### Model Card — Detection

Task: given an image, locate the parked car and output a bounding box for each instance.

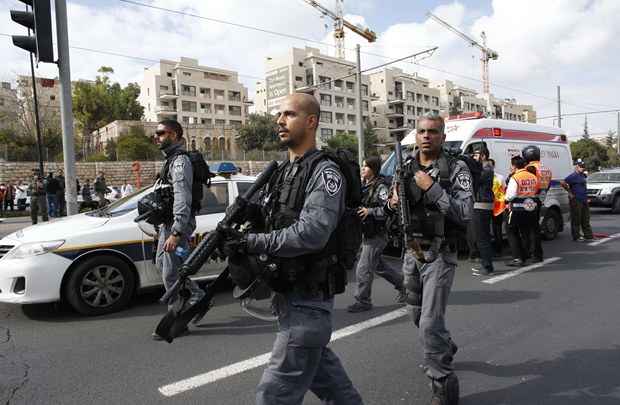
[0,169,257,315]
[586,169,620,213]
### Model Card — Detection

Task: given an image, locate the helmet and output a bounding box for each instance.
[522,145,540,162]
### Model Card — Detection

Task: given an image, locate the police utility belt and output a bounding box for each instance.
[267,254,341,297]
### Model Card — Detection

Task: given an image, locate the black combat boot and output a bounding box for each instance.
[430,373,459,405]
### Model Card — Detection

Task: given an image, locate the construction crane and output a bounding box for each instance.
[427,12,498,100]
[303,0,377,59]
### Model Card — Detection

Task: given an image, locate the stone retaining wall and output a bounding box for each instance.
[0,160,273,186]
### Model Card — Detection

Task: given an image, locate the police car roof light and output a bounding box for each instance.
[211,162,238,175]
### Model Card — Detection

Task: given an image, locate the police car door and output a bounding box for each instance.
[191,181,229,278]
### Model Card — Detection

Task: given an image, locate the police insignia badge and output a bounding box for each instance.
[173,160,185,177]
[323,168,342,197]
[456,172,472,191]
[378,187,389,202]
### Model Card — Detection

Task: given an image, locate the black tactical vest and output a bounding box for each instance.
[360,176,388,238]
[262,150,342,295]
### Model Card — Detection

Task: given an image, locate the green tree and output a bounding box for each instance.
[605,130,616,149]
[570,138,608,171]
[116,126,160,161]
[605,147,620,168]
[105,138,117,161]
[324,127,379,160]
[0,127,63,161]
[73,67,144,157]
[237,113,278,151]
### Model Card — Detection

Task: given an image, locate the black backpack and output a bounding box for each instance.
[161,151,216,213]
[320,149,363,271]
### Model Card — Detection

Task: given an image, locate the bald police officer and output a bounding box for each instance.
[153,119,204,339]
[388,113,473,405]
[225,93,363,404]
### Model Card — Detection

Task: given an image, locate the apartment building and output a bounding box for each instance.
[254,47,370,145]
[433,80,536,123]
[368,68,441,142]
[140,57,248,129]
[16,75,63,132]
[0,82,19,130]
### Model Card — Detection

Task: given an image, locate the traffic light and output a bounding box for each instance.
[10,0,54,63]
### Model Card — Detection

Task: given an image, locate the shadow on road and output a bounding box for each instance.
[458,346,620,405]
[449,290,541,306]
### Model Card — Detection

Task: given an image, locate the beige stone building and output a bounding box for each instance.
[16,75,62,134]
[254,47,371,146]
[0,82,19,131]
[432,80,536,123]
[368,68,441,142]
[139,57,249,129]
[91,120,240,160]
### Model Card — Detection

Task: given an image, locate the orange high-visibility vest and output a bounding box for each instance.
[513,169,538,197]
[492,175,506,216]
[526,161,552,192]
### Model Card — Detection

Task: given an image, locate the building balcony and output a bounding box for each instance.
[160,91,178,100]
[389,126,408,133]
[228,96,242,102]
[156,106,177,114]
[388,98,405,105]
[386,110,404,117]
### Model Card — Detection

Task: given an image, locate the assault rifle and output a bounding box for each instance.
[392,139,426,261]
[154,160,279,343]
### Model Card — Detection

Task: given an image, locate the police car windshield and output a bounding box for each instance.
[87,186,152,217]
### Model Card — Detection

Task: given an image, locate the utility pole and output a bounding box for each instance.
[557,85,562,128]
[28,38,44,177]
[355,44,364,167]
[55,0,78,215]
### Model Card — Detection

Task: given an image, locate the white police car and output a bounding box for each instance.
[0,164,256,315]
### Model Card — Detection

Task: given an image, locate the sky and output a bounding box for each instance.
[1,0,619,140]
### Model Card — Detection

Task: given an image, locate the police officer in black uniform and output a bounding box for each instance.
[387,112,473,405]
[470,146,495,276]
[348,155,405,312]
[222,93,363,404]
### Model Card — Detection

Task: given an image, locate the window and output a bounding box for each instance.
[201,118,212,125]
[335,113,345,125]
[298,62,304,67]
[229,91,241,102]
[50,95,56,101]
[181,101,197,112]
[347,114,356,126]
[166,72,172,77]
[319,76,331,90]
[335,96,344,108]
[160,85,169,91]
[214,89,225,100]
[320,111,332,123]
[228,105,242,116]
[230,120,242,128]
[0,98,4,106]
[199,103,211,113]
[183,72,191,77]
[346,81,354,92]
[295,76,304,82]
[215,119,226,126]
[361,84,368,96]
[362,100,369,112]
[424,95,430,103]
[334,79,343,91]
[320,94,332,107]
[431,96,439,106]
[346,98,355,110]
[320,128,333,138]
[198,183,229,215]
[181,85,196,97]
[182,116,190,124]
[200,87,211,97]
[148,103,150,111]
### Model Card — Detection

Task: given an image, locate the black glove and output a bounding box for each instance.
[225,197,248,224]
[217,224,247,257]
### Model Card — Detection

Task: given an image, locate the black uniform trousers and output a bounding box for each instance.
[531,202,544,260]
[507,208,538,262]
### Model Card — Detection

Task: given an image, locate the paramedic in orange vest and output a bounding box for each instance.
[522,145,549,262]
[505,155,540,267]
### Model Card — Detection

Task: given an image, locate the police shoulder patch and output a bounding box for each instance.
[456,172,472,191]
[378,186,389,202]
[322,167,342,197]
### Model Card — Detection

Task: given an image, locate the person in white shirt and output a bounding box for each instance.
[15,181,28,211]
[121,180,134,198]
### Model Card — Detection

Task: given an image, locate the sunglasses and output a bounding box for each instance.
[416,128,440,135]
[155,129,169,136]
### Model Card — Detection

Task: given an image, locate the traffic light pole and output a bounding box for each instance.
[28,41,45,177]
[355,44,364,167]
[55,0,78,215]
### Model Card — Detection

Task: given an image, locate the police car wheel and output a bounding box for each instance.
[65,255,136,316]
[541,210,561,241]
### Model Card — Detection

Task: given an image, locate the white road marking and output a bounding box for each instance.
[158,307,410,397]
[482,257,562,285]
[588,233,620,246]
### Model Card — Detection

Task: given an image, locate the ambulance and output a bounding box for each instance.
[381,115,573,240]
